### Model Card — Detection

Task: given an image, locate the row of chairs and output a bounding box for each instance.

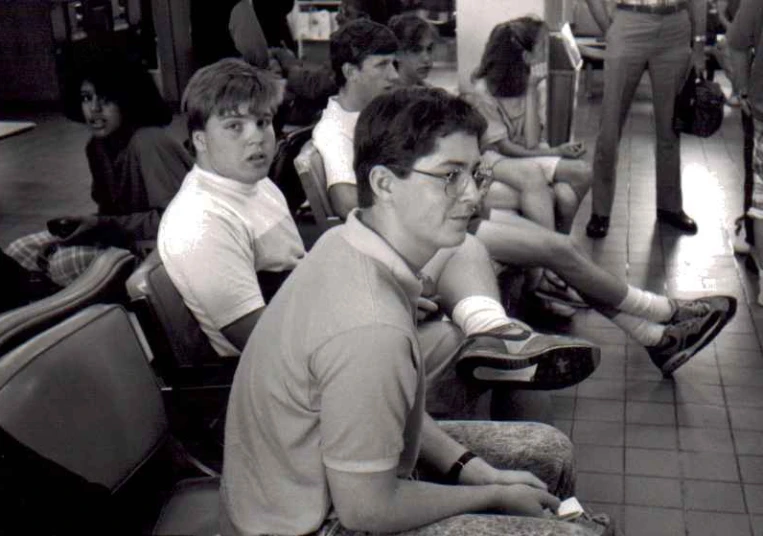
[0,127,337,534]
[0,246,232,533]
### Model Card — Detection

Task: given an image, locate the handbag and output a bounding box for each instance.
[673,68,725,138]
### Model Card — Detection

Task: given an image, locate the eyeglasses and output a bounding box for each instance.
[410,166,494,199]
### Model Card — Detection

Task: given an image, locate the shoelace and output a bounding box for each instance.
[671,299,710,322]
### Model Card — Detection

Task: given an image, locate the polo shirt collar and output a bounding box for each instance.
[341,210,424,302]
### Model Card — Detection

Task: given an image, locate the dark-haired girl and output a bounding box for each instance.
[4,55,191,292]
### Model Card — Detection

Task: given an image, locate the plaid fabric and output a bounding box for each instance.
[5,230,101,287]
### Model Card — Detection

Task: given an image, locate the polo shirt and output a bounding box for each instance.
[158,165,305,356]
[220,211,426,536]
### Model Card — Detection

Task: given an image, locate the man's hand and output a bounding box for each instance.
[489,484,561,517]
[555,141,586,159]
[416,296,441,322]
[459,456,548,491]
[692,42,707,77]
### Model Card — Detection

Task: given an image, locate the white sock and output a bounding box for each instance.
[617,285,674,323]
[610,312,666,347]
[451,296,515,336]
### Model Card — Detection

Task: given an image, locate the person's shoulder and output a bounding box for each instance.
[129,125,183,149]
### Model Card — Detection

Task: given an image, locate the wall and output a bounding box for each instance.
[0,1,60,102]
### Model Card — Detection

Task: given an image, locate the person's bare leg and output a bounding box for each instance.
[490,158,556,231]
[474,210,628,307]
[552,159,591,233]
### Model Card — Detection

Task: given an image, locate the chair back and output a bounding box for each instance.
[0,247,136,355]
[0,304,167,489]
[126,251,234,386]
[294,139,342,233]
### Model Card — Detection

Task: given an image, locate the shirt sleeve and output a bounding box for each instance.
[314,325,419,473]
[160,207,266,330]
[102,128,191,243]
[461,90,509,149]
[313,117,359,188]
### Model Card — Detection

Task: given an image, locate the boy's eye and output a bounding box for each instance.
[225,121,243,132]
[257,117,272,128]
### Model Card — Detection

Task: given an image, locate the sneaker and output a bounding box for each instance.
[648,296,737,376]
[727,94,742,108]
[733,218,751,255]
[667,295,736,324]
[570,512,620,536]
[456,323,601,390]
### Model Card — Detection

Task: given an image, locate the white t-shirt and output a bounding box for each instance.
[312,96,360,188]
[158,165,305,356]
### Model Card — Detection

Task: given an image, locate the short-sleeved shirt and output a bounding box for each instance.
[312,96,360,188]
[158,165,305,356]
[727,0,763,120]
[220,211,426,536]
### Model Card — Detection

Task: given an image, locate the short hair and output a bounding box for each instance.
[63,53,172,128]
[472,17,546,98]
[354,87,487,207]
[388,13,438,53]
[181,58,284,138]
[330,19,399,88]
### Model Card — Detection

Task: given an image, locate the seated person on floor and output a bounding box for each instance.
[388,12,438,87]
[219,85,616,536]
[2,53,191,310]
[312,20,737,377]
[158,57,601,421]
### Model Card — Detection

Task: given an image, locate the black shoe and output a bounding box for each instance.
[656,209,698,234]
[647,296,736,376]
[586,214,610,238]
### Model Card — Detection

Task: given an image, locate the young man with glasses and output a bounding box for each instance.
[220,86,617,536]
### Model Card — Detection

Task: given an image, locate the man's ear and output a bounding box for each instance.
[368,165,396,202]
[342,62,358,83]
[191,130,207,155]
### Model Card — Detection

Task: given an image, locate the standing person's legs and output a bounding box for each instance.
[590,12,649,222]
[648,11,691,217]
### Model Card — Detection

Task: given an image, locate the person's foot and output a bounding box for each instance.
[656,209,698,234]
[586,214,610,239]
[456,322,601,390]
[667,295,737,324]
[648,296,737,376]
[727,93,742,108]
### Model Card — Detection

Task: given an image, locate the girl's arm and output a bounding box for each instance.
[522,79,544,149]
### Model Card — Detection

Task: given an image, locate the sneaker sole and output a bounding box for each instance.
[456,340,601,391]
[661,297,738,376]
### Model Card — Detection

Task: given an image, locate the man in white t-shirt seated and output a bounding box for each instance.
[313,19,738,380]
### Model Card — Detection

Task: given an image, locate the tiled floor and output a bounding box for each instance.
[2,70,762,535]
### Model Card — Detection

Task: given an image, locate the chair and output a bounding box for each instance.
[0,247,136,355]
[125,250,235,387]
[294,139,342,233]
[126,251,235,468]
[0,304,219,535]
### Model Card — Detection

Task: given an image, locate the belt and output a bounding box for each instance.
[617,1,687,14]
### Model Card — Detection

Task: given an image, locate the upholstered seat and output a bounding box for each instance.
[0,247,136,355]
[294,139,342,233]
[0,304,219,535]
